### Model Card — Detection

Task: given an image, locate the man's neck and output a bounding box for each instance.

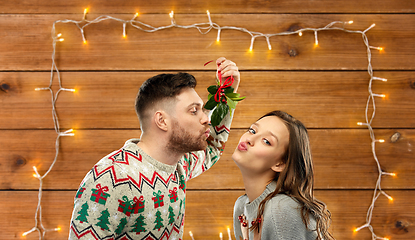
[137,137,183,166]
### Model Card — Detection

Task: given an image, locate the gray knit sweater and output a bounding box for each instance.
[233,181,318,240]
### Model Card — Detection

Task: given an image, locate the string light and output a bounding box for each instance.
[314,31,318,45]
[227,227,232,240]
[22,11,77,239]
[220,232,223,240]
[353,21,393,239]
[27,9,391,239]
[133,12,139,20]
[123,22,127,38]
[189,231,195,240]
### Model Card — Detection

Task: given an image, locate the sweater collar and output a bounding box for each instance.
[245,181,278,213]
[123,138,177,174]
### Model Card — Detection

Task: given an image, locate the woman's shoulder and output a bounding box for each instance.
[234,194,248,207]
[265,194,304,222]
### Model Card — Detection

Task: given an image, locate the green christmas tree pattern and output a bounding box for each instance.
[153,210,164,231]
[177,199,183,219]
[168,206,175,225]
[95,209,111,231]
[131,214,147,235]
[75,202,89,223]
[115,217,128,235]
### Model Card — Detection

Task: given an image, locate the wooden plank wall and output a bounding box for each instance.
[0,1,414,239]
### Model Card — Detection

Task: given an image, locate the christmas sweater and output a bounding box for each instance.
[69,113,233,240]
[233,181,318,240]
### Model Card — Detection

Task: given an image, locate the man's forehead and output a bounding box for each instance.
[175,88,203,106]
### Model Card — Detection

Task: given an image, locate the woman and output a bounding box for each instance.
[232,111,334,240]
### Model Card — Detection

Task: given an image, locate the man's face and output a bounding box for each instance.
[166,88,210,153]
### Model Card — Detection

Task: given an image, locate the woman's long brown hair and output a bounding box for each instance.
[250,111,334,240]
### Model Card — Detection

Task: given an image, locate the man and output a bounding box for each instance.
[69,57,240,239]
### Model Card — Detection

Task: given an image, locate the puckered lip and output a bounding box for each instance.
[237,142,248,151]
[204,128,211,137]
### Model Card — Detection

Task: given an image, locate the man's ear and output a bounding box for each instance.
[271,162,285,173]
[153,111,169,132]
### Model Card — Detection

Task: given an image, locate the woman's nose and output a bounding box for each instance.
[246,136,254,146]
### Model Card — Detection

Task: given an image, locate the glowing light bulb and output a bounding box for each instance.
[299,32,303,36]
[353,228,359,233]
[57,33,62,37]
[219,232,223,240]
[35,88,41,91]
[55,227,61,231]
[207,10,210,16]
[391,173,397,177]
[378,139,385,143]
[188,231,195,240]
[357,122,363,125]
[83,40,87,44]
[169,11,174,18]
[249,47,253,52]
[348,20,354,24]
[84,8,88,15]
[135,13,139,17]
[388,196,394,201]
[123,23,127,38]
[59,38,64,42]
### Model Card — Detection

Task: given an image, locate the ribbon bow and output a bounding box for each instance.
[169,187,178,194]
[133,196,144,203]
[96,184,109,192]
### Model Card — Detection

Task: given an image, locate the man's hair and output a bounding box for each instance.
[135,72,197,131]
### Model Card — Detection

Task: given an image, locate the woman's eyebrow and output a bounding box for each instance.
[254,122,279,143]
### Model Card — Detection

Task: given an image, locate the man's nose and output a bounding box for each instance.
[201,111,209,125]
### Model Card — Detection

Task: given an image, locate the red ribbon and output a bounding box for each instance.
[133,196,144,203]
[96,184,109,192]
[204,60,234,103]
[169,187,177,194]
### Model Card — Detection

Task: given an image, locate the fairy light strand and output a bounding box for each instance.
[25,9,391,239]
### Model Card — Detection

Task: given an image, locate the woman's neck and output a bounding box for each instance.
[241,172,274,202]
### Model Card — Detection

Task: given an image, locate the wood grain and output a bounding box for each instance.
[1,129,413,190]
[0,190,413,240]
[1,71,414,129]
[0,14,413,71]
[0,0,413,14]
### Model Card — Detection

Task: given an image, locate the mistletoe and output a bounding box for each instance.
[203,60,245,126]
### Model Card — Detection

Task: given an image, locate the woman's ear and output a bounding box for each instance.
[271,162,285,173]
[154,111,169,132]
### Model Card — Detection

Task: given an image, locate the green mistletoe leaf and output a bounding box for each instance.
[229,96,246,101]
[204,96,217,110]
[211,103,229,126]
[207,85,219,95]
[225,92,240,99]
[227,96,237,110]
[223,87,234,94]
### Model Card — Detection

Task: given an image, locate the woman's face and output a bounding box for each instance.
[232,116,290,175]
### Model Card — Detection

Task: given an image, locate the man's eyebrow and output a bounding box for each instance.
[187,102,202,108]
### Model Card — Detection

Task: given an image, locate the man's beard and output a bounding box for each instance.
[167,120,208,153]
